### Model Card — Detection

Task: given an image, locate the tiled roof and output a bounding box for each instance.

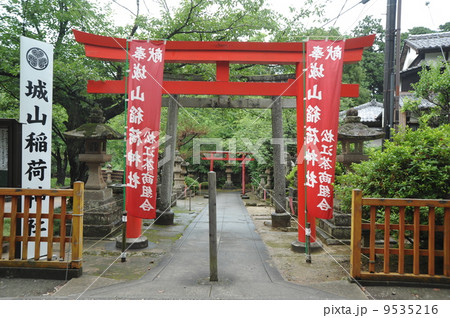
[405,32,450,51]
[399,93,435,109]
[339,100,383,122]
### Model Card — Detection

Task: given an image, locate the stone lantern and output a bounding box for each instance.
[172,151,185,199]
[181,160,189,178]
[64,107,122,237]
[223,163,234,189]
[337,109,385,170]
[265,168,272,189]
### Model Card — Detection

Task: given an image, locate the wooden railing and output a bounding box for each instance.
[350,189,450,284]
[0,182,84,275]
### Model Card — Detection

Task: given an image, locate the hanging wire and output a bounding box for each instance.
[320,0,373,29]
[75,176,202,299]
[332,0,349,28]
[47,0,381,297]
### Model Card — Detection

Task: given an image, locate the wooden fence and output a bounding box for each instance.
[350,189,450,284]
[0,182,84,278]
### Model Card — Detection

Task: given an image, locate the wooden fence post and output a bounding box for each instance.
[444,207,450,277]
[350,189,362,278]
[71,182,84,269]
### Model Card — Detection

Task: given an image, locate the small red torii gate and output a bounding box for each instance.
[201,151,254,196]
[73,29,375,245]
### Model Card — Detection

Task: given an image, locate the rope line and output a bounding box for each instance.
[75,176,201,299]
[251,178,375,299]
[38,0,382,299]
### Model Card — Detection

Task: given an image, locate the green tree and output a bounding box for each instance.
[439,22,450,32]
[350,15,385,101]
[335,125,450,214]
[407,26,435,35]
[0,0,285,184]
[0,0,123,185]
[403,60,450,127]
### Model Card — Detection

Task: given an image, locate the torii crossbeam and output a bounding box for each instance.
[73,29,375,246]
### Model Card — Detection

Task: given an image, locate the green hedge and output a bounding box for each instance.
[335,125,450,215]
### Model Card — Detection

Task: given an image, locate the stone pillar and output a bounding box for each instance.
[270,96,290,228]
[157,95,178,225]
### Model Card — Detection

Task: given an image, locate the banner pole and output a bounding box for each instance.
[121,38,130,262]
[303,41,310,258]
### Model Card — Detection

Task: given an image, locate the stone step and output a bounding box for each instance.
[318,218,351,240]
[316,227,351,246]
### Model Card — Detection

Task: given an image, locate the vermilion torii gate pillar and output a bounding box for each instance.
[73,29,374,248]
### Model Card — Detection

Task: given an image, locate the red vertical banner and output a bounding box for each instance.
[305,40,344,219]
[126,40,166,219]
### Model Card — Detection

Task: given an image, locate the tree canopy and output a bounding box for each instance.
[1,0,447,187]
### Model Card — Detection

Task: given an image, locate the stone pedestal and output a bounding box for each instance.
[317,211,352,245]
[271,212,291,228]
[291,239,323,253]
[115,236,148,249]
[155,209,175,225]
[83,187,121,237]
[79,153,122,237]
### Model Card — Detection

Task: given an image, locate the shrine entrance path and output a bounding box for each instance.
[67,192,362,300]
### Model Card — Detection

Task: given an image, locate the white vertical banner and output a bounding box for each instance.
[20,36,53,259]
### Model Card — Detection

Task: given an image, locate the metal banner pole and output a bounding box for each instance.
[208,171,218,281]
[121,38,130,262]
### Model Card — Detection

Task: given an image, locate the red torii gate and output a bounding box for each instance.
[73,29,375,246]
[201,151,254,195]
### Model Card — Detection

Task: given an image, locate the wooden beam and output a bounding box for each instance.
[363,197,450,208]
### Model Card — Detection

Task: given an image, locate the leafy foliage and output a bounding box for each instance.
[4,0,439,193]
[185,176,199,192]
[439,22,450,32]
[0,0,123,184]
[335,125,450,213]
[404,60,450,127]
[350,16,385,101]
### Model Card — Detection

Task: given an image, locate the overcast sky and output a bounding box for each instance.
[104,0,449,34]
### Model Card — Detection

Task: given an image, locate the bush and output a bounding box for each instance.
[335,125,450,214]
[185,176,199,192]
[285,165,297,188]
